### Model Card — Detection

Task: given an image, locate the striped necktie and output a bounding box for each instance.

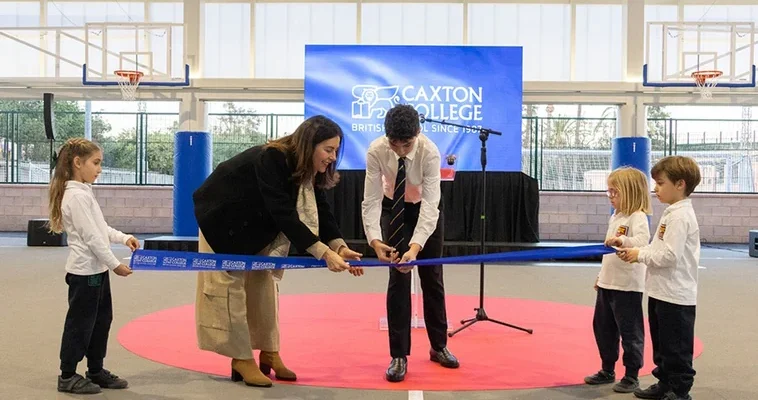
[388,157,406,250]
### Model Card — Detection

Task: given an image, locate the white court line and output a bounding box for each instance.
[409,390,424,400]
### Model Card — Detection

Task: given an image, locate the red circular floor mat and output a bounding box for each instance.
[118,293,703,391]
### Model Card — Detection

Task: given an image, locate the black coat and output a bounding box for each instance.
[193,145,342,256]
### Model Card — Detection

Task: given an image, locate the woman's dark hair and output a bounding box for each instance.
[264,115,343,189]
[384,104,420,141]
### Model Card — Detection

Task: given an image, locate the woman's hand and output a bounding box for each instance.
[338,247,364,277]
[323,249,351,273]
[338,246,362,261]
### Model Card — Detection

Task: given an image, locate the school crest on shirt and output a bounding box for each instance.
[658,224,667,240]
[616,225,629,236]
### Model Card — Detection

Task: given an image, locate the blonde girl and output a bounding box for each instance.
[584,167,652,394]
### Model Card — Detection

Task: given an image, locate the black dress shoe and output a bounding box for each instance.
[430,348,459,368]
[385,357,407,382]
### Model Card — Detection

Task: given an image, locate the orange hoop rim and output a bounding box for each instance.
[691,70,722,84]
[114,70,144,83]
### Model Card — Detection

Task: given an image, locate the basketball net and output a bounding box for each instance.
[692,70,722,99]
[114,70,144,101]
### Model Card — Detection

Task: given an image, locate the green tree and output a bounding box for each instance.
[646,105,671,150]
[210,102,268,168]
[102,102,270,177]
[522,104,538,148]
[0,100,111,162]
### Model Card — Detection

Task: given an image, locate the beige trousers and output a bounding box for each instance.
[195,230,279,360]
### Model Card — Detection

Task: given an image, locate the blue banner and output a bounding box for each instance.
[129,245,614,272]
[304,45,523,172]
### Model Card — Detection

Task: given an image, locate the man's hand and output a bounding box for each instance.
[371,240,399,264]
[396,244,421,274]
[616,248,640,263]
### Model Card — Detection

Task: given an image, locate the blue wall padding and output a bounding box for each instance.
[609,137,652,216]
[173,131,212,236]
[611,137,651,176]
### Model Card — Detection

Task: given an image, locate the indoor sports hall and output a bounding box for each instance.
[0,0,757,399]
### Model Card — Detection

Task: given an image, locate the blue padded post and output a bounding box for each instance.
[612,137,651,176]
[173,131,212,236]
[610,137,651,216]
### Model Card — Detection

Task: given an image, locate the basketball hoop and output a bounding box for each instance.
[114,70,143,101]
[691,70,722,99]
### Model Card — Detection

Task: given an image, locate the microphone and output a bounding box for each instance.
[446,154,457,166]
[419,114,426,123]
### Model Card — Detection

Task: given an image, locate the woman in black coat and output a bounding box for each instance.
[192,115,363,388]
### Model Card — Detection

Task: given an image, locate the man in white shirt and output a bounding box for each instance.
[362,104,459,383]
[617,156,701,400]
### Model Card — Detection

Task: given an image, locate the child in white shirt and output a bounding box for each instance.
[618,156,702,400]
[585,167,652,393]
[48,138,140,395]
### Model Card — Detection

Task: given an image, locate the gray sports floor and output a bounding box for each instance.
[0,233,755,400]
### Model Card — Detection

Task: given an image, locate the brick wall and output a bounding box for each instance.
[2,184,755,243]
[539,192,758,244]
[0,184,173,234]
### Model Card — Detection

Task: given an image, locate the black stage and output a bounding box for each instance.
[144,171,600,261]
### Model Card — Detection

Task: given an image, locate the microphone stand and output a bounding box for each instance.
[420,115,533,337]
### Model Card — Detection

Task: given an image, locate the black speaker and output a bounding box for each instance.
[27,219,67,247]
[43,93,56,141]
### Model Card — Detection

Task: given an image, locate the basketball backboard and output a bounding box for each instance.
[81,22,189,87]
[644,21,756,88]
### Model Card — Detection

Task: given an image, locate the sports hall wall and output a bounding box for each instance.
[1,0,758,244]
[0,185,754,244]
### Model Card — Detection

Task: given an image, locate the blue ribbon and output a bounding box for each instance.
[128,244,614,272]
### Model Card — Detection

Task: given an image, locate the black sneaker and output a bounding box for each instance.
[584,370,615,385]
[86,369,129,389]
[58,374,102,394]
[613,376,640,393]
[634,382,669,399]
[662,392,692,400]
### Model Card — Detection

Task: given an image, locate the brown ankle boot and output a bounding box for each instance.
[259,351,297,381]
[231,358,273,387]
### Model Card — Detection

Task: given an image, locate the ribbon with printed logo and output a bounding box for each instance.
[128,244,614,271]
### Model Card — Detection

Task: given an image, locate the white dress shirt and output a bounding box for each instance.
[597,210,650,293]
[62,181,133,275]
[362,134,442,249]
[637,199,700,306]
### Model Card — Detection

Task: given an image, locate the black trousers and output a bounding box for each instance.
[593,287,645,377]
[381,196,447,358]
[59,271,113,374]
[649,297,697,396]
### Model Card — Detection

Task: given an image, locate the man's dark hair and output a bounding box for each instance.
[384,104,420,141]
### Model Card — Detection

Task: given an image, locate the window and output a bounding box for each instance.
[203,2,250,78]
[0,2,40,27]
[361,3,463,45]
[575,5,623,81]
[0,2,41,77]
[468,4,570,81]
[47,2,145,26]
[255,3,357,78]
[149,3,184,79]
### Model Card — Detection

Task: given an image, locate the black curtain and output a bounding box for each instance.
[323,170,540,256]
